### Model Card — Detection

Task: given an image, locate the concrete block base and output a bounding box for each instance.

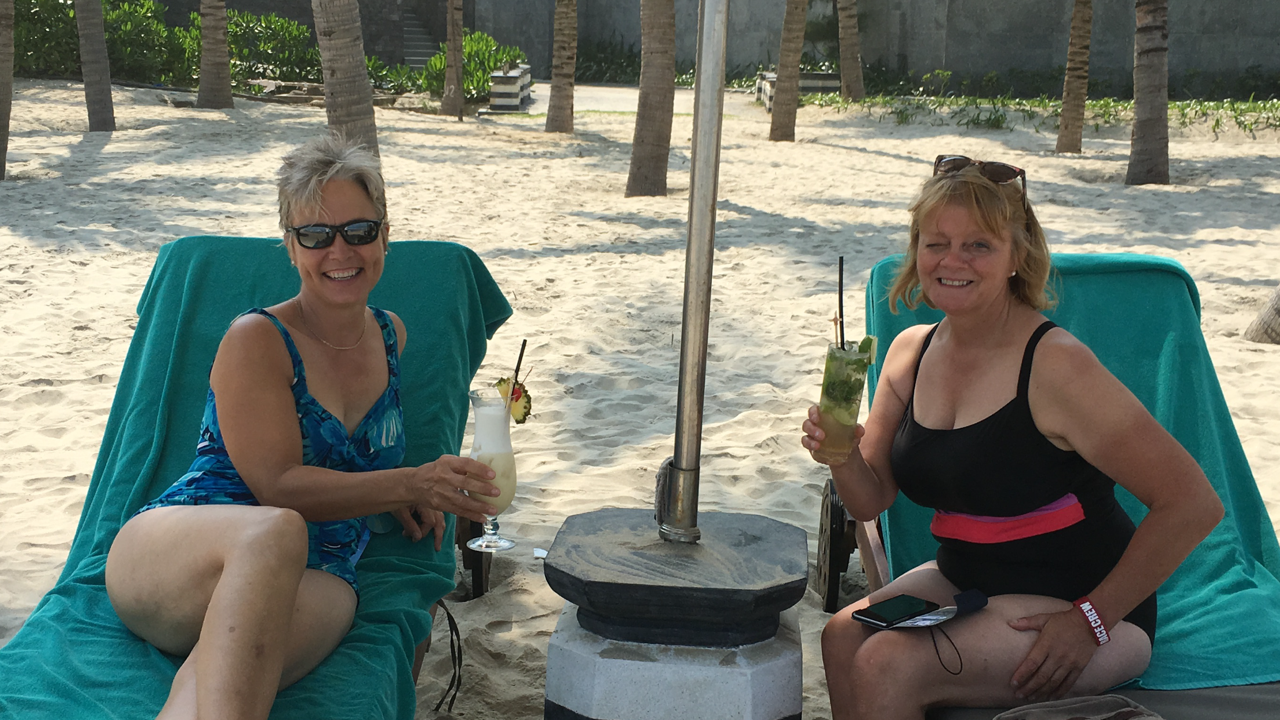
[544,602,802,720]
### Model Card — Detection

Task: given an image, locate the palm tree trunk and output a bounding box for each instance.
[834,0,864,101]
[73,0,115,132]
[1125,0,1168,185]
[770,0,808,142]
[1,0,13,180]
[545,0,577,133]
[1245,285,1280,344]
[441,0,463,119]
[624,0,675,197]
[1055,0,1092,153]
[311,0,379,155]
[196,0,234,109]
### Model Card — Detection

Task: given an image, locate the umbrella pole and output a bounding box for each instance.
[658,0,731,544]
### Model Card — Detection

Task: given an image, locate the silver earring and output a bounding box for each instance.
[1010,270,1017,277]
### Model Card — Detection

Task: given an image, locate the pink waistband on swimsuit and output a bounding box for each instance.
[931,493,1085,544]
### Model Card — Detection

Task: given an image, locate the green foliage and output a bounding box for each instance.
[395,30,527,101]
[224,10,323,85]
[367,57,430,97]
[14,7,528,102]
[14,0,185,84]
[103,1,183,83]
[365,30,526,101]
[802,81,1280,137]
[14,0,79,78]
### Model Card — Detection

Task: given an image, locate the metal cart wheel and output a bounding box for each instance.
[817,479,857,613]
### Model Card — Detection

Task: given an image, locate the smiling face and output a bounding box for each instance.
[285,178,388,307]
[916,202,1020,316]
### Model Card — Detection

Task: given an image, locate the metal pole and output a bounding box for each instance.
[658,0,730,544]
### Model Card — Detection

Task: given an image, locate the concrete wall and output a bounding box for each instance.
[852,0,1279,94]
[163,0,404,66]
[502,0,1278,92]
[474,0,556,78]
[575,0,788,77]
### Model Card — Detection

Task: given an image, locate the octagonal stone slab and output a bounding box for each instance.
[543,508,808,646]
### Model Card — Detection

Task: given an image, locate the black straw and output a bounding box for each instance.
[838,257,846,350]
[512,339,528,383]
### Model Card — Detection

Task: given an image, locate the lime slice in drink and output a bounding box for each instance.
[858,335,878,362]
[826,406,856,426]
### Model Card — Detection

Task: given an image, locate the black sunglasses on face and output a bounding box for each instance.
[933,155,1027,201]
[289,219,383,249]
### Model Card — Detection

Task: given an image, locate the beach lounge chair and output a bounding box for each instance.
[818,252,1280,718]
[0,236,511,719]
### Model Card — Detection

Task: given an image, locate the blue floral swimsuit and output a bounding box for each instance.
[134,307,406,594]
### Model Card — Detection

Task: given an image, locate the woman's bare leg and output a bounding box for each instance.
[822,563,1152,720]
[154,569,357,719]
[107,504,313,719]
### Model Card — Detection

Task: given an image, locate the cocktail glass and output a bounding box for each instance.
[813,340,873,465]
[466,387,518,552]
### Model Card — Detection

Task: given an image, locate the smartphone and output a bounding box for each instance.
[851,594,941,629]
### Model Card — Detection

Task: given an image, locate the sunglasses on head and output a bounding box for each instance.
[933,155,1027,200]
[289,219,383,249]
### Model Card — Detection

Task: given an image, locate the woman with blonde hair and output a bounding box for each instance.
[804,156,1222,718]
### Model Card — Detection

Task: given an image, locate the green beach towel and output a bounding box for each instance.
[864,253,1280,690]
[0,237,511,718]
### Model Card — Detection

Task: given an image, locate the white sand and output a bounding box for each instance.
[1,78,1277,718]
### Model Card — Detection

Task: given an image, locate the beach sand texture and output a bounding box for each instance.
[1,79,1277,718]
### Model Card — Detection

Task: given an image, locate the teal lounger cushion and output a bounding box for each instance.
[864,253,1280,691]
[0,237,511,719]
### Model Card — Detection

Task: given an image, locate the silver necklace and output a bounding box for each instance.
[295,298,366,351]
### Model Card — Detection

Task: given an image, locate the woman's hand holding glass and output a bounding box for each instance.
[802,405,867,468]
[406,455,501,527]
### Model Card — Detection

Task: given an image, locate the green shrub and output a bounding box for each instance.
[15,0,80,78]
[225,9,322,84]
[104,1,184,84]
[15,0,183,84]
[415,30,527,101]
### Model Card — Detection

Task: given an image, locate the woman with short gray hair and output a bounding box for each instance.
[105,134,501,719]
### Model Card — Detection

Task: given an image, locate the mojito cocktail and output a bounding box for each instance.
[814,336,875,465]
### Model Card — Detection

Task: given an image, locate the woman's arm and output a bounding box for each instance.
[1010,329,1223,698]
[803,325,930,521]
[1032,331,1222,625]
[209,315,499,524]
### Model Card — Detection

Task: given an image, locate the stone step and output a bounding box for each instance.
[400,8,439,69]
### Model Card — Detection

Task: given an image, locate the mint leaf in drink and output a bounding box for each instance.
[823,376,864,405]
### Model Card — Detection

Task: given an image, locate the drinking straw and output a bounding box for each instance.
[504,339,527,411]
[838,257,847,350]
[513,339,527,383]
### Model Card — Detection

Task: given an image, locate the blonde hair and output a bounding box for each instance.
[888,165,1054,312]
[277,133,387,231]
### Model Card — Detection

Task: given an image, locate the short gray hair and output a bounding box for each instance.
[277,133,387,230]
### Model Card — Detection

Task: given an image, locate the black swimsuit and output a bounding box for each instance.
[891,321,1157,644]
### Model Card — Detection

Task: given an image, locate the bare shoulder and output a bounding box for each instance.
[1030,326,1112,391]
[1028,326,1143,445]
[383,309,408,354]
[212,312,292,382]
[878,324,934,405]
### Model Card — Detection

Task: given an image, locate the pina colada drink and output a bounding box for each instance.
[475,451,517,514]
[814,336,876,465]
[467,387,518,552]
